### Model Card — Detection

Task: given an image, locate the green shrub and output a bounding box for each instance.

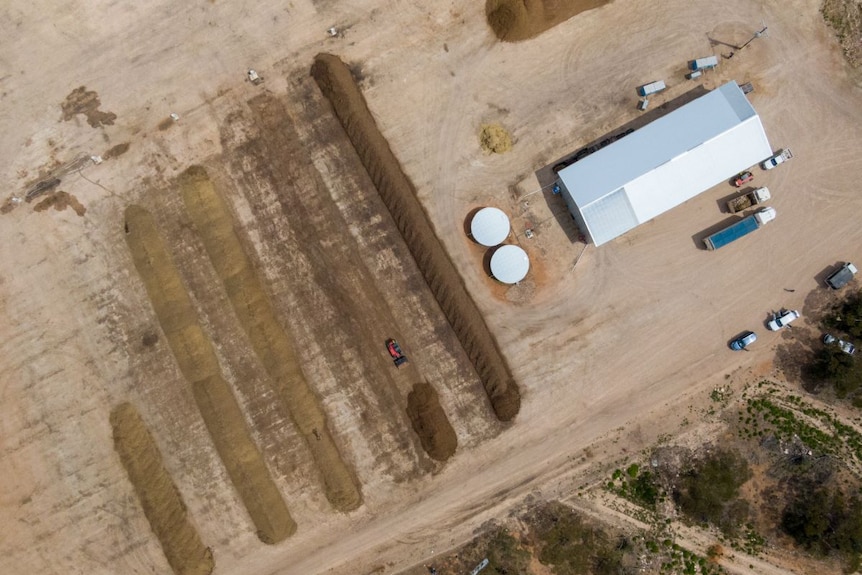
[485,529,530,575]
[673,450,751,535]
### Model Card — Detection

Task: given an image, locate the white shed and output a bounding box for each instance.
[557,82,772,246]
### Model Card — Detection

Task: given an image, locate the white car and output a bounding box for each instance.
[767,309,800,331]
[823,334,856,355]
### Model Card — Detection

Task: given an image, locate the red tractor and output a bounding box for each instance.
[386,339,408,367]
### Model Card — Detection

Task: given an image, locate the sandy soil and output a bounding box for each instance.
[1,0,861,574]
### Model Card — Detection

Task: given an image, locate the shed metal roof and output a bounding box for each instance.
[558,82,772,246]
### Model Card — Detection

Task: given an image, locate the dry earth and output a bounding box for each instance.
[1,0,861,575]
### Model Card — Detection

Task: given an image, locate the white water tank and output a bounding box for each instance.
[470,207,510,247]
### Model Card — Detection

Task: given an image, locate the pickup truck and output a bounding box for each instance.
[826,262,858,289]
[704,207,776,250]
[727,187,771,213]
[761,149,793,170]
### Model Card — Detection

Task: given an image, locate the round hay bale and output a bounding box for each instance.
[479,124,513,154]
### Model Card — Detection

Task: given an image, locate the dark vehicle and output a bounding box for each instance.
[730,331,757,351]
[825,262,857,290]
[733,171,754,187]
[386,339,408,367]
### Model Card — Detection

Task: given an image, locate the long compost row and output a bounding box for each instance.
[239,92,459,463]
[110,403,215,575]
[177,166,362,510]
[123,205,296,547]
[311,53,521,422]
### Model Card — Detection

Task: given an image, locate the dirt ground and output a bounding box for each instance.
[1,0,861,574]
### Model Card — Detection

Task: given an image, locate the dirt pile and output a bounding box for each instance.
[103,142,131,159]
[485,0,610,42]
[60,86,117,127]
[110,403,214,575]
[406,383,458,461]
[311,53,521,422]
[33,191,86,216]
[177,166,362,512]
[123,204,296,543]
[479,124,513,154]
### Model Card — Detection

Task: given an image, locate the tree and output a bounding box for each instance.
[782,484,862,565]
[673,449,751,535]
[808,345,861,397]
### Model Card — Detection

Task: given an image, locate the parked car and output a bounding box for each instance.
[825,262,858,290]
[386,338,408,367]
[733,171,754,187]
[767,309,800,331]
[823,334,856,355]
[730,331,757,351]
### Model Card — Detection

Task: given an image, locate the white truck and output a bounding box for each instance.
[726,187,771,213]
[761,149,793,170]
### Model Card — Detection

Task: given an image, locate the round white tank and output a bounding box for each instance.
[490,245,530,284]
[470,207,510,247]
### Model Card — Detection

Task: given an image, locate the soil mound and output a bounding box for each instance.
[311,53,521,422]
[110,403,214,575]
[177,166,362,512]
[406,383,458,461]
[486,0,611,42]
[123,205,296,543]
[103,142,130,159]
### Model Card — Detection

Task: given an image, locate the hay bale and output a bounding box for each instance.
[479,124,513,154]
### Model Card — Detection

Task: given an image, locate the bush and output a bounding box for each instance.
[808,345,860,397]
[673,449,751,535]
[782,485,862,562]
[532,502,632,575]
[485,529,530,575]
[629,471,660,507]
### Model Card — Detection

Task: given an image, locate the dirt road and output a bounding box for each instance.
[1,0,861,574]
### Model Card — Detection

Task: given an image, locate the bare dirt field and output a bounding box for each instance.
[1,0,861,574]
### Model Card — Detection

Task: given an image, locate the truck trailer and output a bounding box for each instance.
[637,80,666,97]
[690,56,719,70]
[704,207,776,250]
